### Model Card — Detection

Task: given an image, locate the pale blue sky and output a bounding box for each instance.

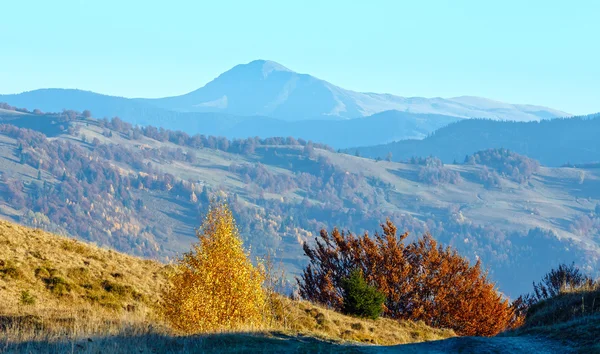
[1,0,599,114]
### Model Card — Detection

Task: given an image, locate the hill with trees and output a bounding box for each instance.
[0,101,459,149]
[351,114,600,167]
[0,109,598,298]
[0,219,457,352]
[1,214,594,353]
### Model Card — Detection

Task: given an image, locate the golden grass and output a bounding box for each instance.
[505,285,600,353]
[268,296,453,345]
[524,285,600,328]
[0,220,168,317]
[0,220,455,352]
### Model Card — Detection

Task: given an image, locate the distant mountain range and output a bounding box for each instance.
[0,60,572,148]
[139,60,569,121]
[351,114,600,167]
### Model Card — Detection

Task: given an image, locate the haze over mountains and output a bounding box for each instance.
[0,60,572,149]
[353,114,600,167]
[140,60,570,121]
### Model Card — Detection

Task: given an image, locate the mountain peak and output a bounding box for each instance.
[248,59,292,71]
[241,59,294,78]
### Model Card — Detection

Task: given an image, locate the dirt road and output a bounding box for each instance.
[367,335,572,354]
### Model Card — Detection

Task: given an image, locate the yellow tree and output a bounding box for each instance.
[163,203,266,333]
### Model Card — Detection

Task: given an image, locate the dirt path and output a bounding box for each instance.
[365,335,573,354]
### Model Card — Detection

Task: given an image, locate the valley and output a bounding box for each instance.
[1,110,599,297]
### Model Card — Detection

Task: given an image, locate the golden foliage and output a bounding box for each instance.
[162,203,266,333]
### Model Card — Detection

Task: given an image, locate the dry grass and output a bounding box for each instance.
[524,285,600,328]
[506,285,600,353]
[0,220,168,317]
[0,220,455,352]
[268,296,453,345]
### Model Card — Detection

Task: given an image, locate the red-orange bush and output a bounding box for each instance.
[298,220,520,336]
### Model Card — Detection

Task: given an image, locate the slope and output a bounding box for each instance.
[0,96,459,148]
[352,114,600,166]
[0,113,599,297]
[0,219,455,352]
[201,110,462,148]
[1,220,585,353]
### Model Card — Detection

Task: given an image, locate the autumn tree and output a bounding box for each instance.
[298,220,518,336]
[386,152,393,162]
[163,203,266,333]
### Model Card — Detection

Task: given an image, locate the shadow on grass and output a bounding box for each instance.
[1,331,367,354]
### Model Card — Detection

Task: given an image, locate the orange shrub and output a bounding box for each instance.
[298,220,520,336]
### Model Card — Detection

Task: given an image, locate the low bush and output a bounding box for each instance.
[19,290,36,305]
[298,220,520,336]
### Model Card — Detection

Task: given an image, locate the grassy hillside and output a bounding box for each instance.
[0,220,455,353]
[1,219,593,353]
[0,219,167,317]
[0,113,599,297]
[507,285,600,353]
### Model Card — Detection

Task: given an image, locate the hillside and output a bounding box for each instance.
[0,100,459,149]
[0,219,456,352]
[200,110,461,148]
[0,219,587,354]
[351,114,600,167]
[0,220,167,316]
[0,113,599,297]
[509,286,600,353]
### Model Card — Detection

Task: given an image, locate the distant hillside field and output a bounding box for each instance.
[0,112,598,298]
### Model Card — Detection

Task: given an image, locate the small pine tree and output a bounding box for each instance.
[341,269,385,320]
[163,203,266,333]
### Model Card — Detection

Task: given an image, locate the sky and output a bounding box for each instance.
[1,0,599,115]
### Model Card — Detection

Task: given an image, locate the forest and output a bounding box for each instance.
[352,114,600,166]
